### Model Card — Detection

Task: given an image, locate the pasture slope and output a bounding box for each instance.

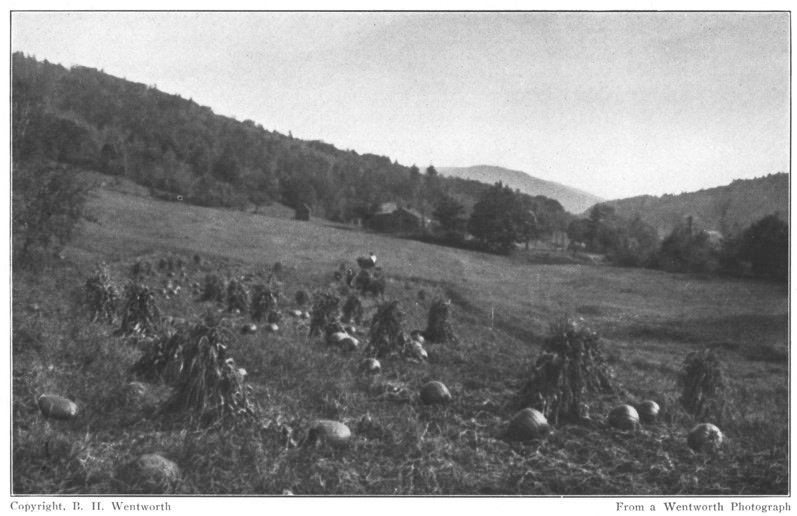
[12,181,788,495]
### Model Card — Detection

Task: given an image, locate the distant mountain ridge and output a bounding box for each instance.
[438,165,604,214]
[597,173,789,237]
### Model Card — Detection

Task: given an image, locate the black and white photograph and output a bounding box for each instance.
[6,4,791,509]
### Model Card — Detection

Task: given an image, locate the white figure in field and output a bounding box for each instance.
[357,251,377,269]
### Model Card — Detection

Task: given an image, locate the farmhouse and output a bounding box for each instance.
[369,202,432,233]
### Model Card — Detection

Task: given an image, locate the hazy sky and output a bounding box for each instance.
[11,11,790,199]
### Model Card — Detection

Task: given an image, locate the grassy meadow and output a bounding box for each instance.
[12,179,789,495]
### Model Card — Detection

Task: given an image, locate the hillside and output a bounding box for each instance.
[597,173,789,236]
[438,165,604,214]
[11,53,560,229]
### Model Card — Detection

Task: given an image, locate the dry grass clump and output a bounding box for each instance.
[118,282,161,336]
[162,313,254,424]
[201,273,225,303]
[84,263,120,324]
[518,315,618,424]
[226,278,249,313]
[309,291,341,338]
[678,349,726,420]
[251,278,280,322]
[424,297,458,344]
[365,300,407,358]
[342,294,363,324]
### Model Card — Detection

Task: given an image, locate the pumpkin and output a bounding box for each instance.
[361,358,381,373]
[290,310,303,317]
[267,323,279,332]
[420,381,451,405]
[411,331,425,345]
[339,336,359,352]
[127,453,181,492]
[637,400,660,423]
[687,423,723,452]
[505,408,550,441]
[410,340,428,361]
[329,331,348,344]
[609,404,640,431]
[305,420,352,448]
[241,323,257,334]
[37,394,78,421]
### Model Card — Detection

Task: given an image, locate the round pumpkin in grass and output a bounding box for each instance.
[339,336,360,353]
[687,423,723,452]
[241,323,257,334]
[409,340,428,361]
[420,381,451,405]
[505,408,550,441]
[329,331,349,345]
[267,323,279,332]
[637,400,660,423]
[608,404,640,431]
[37,394,78,421]
[304,420,352,449]
[120,453,181,494]
[361,358,381,374]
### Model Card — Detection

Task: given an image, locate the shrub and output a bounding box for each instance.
[84,263,120,324]
[201,274,225,303]
[678,349,727,420]
[12,161,94,265]
[226,278,249,313]
[518,315,618,424]
[424,297,458,344]
[162,313,254,424]
[365,300,407,358]
[118,282,161,336]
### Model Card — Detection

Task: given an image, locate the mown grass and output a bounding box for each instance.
[11,183,789,495]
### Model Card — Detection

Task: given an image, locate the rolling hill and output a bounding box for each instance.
[438,165,604,214]
[595,173,789,236]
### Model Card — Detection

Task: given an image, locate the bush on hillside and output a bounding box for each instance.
[12,161,95,266]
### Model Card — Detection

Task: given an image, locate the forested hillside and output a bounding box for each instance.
[596,173,789,237]
[11,53,499,222]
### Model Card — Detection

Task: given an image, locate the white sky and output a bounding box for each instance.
[10,10,791,200]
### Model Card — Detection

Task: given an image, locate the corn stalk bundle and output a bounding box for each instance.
[118,282,161,336]
[342,294,364,324]
[424,297,458,344]
[201,274,225,303]
[678,349,726,419]
[294,289,309,306]
[131,329,185,383]
[354,269,386,296]
[251,278,280,322]
[519,315,617,424]
[84,263,120,324]
[130,260,152,278]
[365,300,407,358]
[163,313,254,424]
[309,291,341,338]
[226,278,249,313]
